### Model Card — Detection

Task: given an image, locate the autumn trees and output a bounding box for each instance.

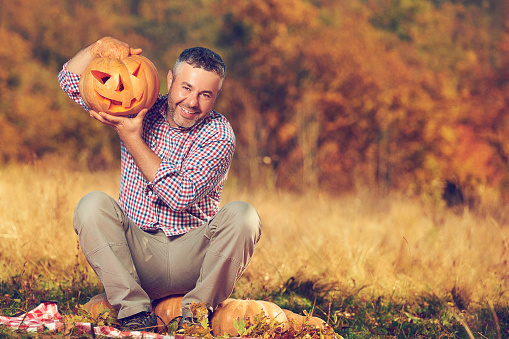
[216,0,509,202]
[1,0,508,202]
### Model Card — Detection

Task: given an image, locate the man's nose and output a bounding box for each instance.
[186,92,199,107]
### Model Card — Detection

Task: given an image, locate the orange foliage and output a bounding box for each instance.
[442,124,504,186]
[1,0,509,201]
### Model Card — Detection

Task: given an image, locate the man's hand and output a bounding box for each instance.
[67,36,142,75]
[91,37,143,59]
[89,108,148,142]
[90,109,162,181]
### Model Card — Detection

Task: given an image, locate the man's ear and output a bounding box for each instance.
[166,70,173,93]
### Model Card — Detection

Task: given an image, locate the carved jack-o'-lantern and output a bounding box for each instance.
[79,55,160,116]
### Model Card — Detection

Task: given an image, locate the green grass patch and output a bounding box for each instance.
[0,271,507,338]
[238,277,508,339]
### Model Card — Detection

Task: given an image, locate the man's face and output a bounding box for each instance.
[166,63,222,129]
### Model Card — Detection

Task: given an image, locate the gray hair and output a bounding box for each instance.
[173,47,226,87]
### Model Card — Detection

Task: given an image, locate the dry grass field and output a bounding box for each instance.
[1,162,508,337]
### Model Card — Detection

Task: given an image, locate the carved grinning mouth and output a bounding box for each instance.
[91,65,145,112]
[94,90,144,112]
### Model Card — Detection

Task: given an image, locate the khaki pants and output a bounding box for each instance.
[73,191,262,319]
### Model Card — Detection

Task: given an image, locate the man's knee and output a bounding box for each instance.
[73,191,115,234]
[220,201,262,242]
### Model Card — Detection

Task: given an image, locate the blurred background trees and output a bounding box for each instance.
[1,0,509,204]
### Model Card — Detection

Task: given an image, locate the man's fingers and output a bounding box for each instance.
[130,47,143,55]
[135,108,149,121]
[89,110,101,121]
[90,110,118,127]
[92,37,143,59]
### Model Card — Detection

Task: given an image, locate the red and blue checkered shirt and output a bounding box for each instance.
[58,62,235,236]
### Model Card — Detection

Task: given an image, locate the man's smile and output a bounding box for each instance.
[179,105,200,118]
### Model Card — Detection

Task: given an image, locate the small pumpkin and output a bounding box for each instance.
[152,295,184,332]
[282,309,326,330]
[83,293,117,319]
[79,54,160,116]
[211,299,288,337]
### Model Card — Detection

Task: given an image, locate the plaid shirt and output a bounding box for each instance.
[58,62,235,236]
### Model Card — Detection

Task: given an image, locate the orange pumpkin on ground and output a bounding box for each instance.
[83,294,184,333]
[211,298,288,337]
[83,293,117,319]
[83,295,316,336]
[79,54,160,116]
[152,295,184,332]
[282,309,326,330]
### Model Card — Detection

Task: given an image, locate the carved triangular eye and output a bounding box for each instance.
[116,75,125,92]
[91,70,111,84]
[132,63,141,77]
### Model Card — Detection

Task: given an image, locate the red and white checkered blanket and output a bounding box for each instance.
[0,302,175,338]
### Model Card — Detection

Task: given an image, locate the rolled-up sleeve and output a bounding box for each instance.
[58,62,90,111]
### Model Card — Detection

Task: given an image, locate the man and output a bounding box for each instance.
[58,37,262,332]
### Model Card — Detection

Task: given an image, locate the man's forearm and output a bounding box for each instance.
[66,44,95,75]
